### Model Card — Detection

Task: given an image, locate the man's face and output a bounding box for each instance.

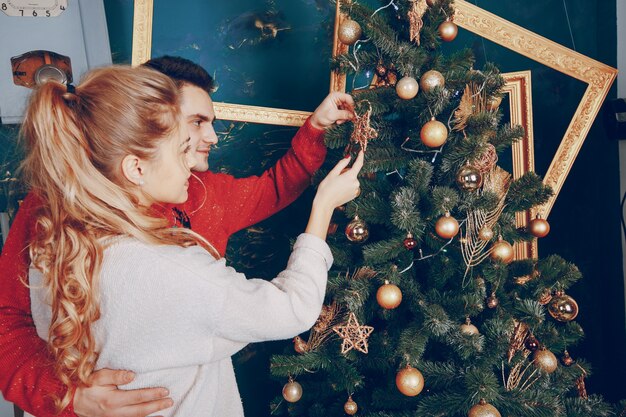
[180,84,218,172]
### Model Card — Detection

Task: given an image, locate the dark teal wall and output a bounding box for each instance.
[102,0,624,414]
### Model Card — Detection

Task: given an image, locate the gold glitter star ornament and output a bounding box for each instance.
[350,104,378,152]
[332,312,374,354]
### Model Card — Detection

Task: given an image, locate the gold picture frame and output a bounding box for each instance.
[329,0,617,221]
[501,71,537,260]
[130,0,310,127]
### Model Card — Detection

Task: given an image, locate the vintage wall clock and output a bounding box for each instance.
[1,0,68,17]
[0,0,110,124]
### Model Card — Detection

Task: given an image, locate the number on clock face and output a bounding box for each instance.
[1,0,68,17]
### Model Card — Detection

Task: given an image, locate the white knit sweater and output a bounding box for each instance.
[29,233,332,416]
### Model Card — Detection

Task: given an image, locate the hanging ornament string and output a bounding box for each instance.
[401,136,446,163]
[471,1,489,64]
[562,0,576,51]
[351,40,375,90]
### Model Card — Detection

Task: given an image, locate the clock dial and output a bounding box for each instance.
[1,0,67,17]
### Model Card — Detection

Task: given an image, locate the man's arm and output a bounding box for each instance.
[0,194,172,417]
[198,92,355,237]
[0,193,71,416]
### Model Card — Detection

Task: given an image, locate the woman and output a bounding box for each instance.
[22,65,362,416]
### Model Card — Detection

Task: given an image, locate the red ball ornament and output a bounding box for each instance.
[403,232,417,250]
[561,350,575,366]
[524,335,540,352]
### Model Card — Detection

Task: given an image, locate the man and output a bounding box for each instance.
[0,56,355,417]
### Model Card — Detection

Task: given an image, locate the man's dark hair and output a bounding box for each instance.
[142,55,215,94]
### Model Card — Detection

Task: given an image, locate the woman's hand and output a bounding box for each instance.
[305,151,364,240]
[314,150,364,211]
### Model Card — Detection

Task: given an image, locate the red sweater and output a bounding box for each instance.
[0,119,325,416]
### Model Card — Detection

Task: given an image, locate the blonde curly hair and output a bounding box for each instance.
[21,65,216,411]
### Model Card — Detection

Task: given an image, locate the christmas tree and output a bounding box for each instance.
[269,1,623,416]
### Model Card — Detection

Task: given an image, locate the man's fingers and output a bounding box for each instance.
[89,368,135,386]
[118,397,174,417]
[334,92,355,108]
[336,110,355,122]
[110,387,171,409]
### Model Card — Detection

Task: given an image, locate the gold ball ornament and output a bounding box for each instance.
[533,348,558,373]
[438,19,458,42]
[395,365,425,397]
[468,399,502,417]
[460,318,480,336]
[529,215,550,238]
[344,396,358,415]
[282,379,303,402]
[396,76,419,100]
[456,164,484,191]
[345,215,370,243]
[419,70,445,93]
[435,212,459,239]
[548,291,579,322]
[490,237,514,264]
[338,19,362,45]
[486,95,503,111]
[478,226,494,241]
[420,117,448,148]
[377,280,403,310]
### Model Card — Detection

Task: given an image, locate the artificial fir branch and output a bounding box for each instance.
[362,237,410,265]
[564,394,615,417]
[505,171,553,213]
